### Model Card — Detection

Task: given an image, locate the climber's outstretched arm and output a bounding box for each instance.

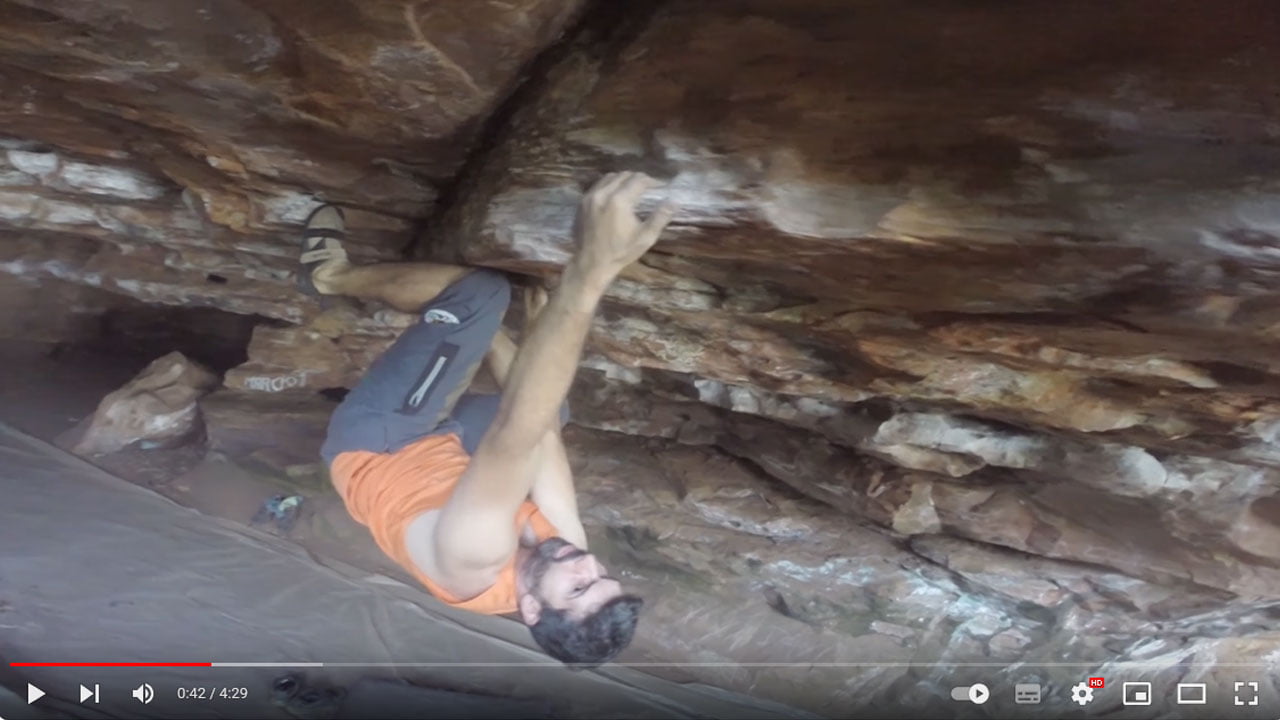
[435,172,674,571]
[485,325,587,548]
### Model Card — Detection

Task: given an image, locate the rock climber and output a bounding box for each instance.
[296,172,676,666]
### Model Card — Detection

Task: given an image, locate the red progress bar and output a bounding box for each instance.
[11,662,212,667]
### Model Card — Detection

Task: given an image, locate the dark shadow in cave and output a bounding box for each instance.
[0,301,274,442]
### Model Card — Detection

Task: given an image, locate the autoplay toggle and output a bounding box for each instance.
[951,683,991,705]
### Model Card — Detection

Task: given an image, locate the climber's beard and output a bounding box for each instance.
[520,536,586,590]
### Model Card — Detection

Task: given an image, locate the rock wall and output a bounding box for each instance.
[0,0,588,321]
[440,1,1280,712]
[3,0,1280,716]
[438,0,1280,579]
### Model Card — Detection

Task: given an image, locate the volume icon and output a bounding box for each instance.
[80,683,100,703]
[131,683,154,704]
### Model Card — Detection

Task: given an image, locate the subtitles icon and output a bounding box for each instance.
[1123,681,1152,706]
[1176,683,1207,705]
[1015,683,1042,704]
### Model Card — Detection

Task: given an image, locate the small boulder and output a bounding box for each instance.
[71,351,219,456]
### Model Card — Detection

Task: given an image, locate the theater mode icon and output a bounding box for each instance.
[1176,683,1206,705]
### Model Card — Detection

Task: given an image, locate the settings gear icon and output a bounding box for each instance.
[1070,682,1095,706]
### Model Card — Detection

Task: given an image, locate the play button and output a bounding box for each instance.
[27,683,45,704]
[968,683,990,705]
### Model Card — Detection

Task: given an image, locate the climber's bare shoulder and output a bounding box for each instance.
[401,509,497,599]
[403,499,519,600]
[412,427,539,590]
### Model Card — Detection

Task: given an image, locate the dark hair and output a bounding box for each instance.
[529,594,644,667]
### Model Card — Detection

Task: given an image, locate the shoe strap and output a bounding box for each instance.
[304,227,346,242]
[301,247,346,264]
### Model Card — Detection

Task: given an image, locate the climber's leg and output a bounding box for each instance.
[299,203,515,461]
[318,269,512,462]
[297,203,471,313]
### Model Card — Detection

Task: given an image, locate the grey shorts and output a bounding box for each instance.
[320,269,568,465]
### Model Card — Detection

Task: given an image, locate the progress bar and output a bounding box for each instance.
[11,663,214,668]
[9,663,321,668]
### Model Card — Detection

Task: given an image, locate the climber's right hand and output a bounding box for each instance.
[572,171,676,284]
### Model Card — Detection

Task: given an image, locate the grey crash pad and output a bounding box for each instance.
[0,422,814,720]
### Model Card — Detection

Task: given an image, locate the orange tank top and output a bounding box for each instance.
[329,432,559,615]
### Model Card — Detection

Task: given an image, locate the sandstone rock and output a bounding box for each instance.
[411,4,1280,640]
[71,351,218,455]
[222,309,401,394]
[566,427,1277,717]
[1226,495,1280,562]
[200,389,337,471]
[0,148,406,327]
[570,363,1280,600]
[435,0,1280,454]
[0,0,589,226]
[0,0,590,324]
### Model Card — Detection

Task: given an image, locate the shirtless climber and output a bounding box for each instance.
[296,172,675,666]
